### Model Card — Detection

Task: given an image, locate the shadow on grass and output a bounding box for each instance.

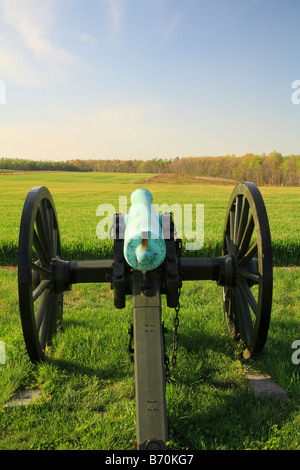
[167,388,294,450]
[44,356,131,383]
[165,326,297,450]
[18,307,298,450]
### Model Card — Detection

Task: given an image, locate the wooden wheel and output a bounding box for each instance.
[222,182,273,359]
[18,186,63,362]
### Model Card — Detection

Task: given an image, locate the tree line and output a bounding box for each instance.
[1,151,299,186]
[0,158,80,173]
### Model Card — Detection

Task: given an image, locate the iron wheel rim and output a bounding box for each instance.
[222,182,273,359]
[18,186,63,362]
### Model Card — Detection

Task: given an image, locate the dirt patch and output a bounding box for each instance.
[274,266,300,270]
[0,172,24,175]
[129,173,237,186]
[0,265,17,271]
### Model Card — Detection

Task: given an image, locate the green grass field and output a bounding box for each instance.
[0,266,299,450]
[0,171,299,265]
[0,172,299,450]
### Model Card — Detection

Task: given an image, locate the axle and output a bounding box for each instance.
[50,254,250,292]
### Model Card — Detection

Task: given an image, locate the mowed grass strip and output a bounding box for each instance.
[0,267,299,450]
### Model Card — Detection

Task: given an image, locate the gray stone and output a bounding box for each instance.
[246,372,287,402]
[5,389,41,408]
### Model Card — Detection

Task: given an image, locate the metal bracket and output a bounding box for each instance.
[113,214,126,309]
[161,213,181,308]
[139,439,168,450]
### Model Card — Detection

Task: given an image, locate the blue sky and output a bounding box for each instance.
[0,0,299,160]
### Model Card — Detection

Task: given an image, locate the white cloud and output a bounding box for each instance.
[164,12,183,37]
[80,33,98,45]
[152,0,183,38]
[0,0,82,87]
[104,0,125,36]
[0,45,44,87]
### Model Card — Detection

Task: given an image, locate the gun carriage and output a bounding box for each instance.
[18,182,272,450]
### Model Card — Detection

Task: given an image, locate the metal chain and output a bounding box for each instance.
[171,290,181,370]
[162,322,172,383]
[128,324,134,362]
[165,238,182,381]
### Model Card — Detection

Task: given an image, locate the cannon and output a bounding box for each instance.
[18,182,273,450]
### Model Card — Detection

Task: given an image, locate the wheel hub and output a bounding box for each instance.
[51,258,71,294]
[217,254,237,288]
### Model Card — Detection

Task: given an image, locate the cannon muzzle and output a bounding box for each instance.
[124,189,166,271]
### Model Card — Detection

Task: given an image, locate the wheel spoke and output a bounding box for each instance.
[53,293,60,330]
[225,234,232,255]
[33,228,51,267]
[237,213,255,259]
[224,288,234,326]
[52,227,58,258]
[233,196,243,245]
[240,270,260,284]
[237,279,258,316]
[238,241,258,268]
[229,210,235,243]
[236,197,250,247]
[48,205,55,257]
[235,286,254,343]
[32,262,51,278]
[41,199,52,247]
[35,290,51,333]
[223,287,230,311]
[39,291,54,349]
[36,205,52,261]
[232,291,246,342]
[32,279,52,302]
